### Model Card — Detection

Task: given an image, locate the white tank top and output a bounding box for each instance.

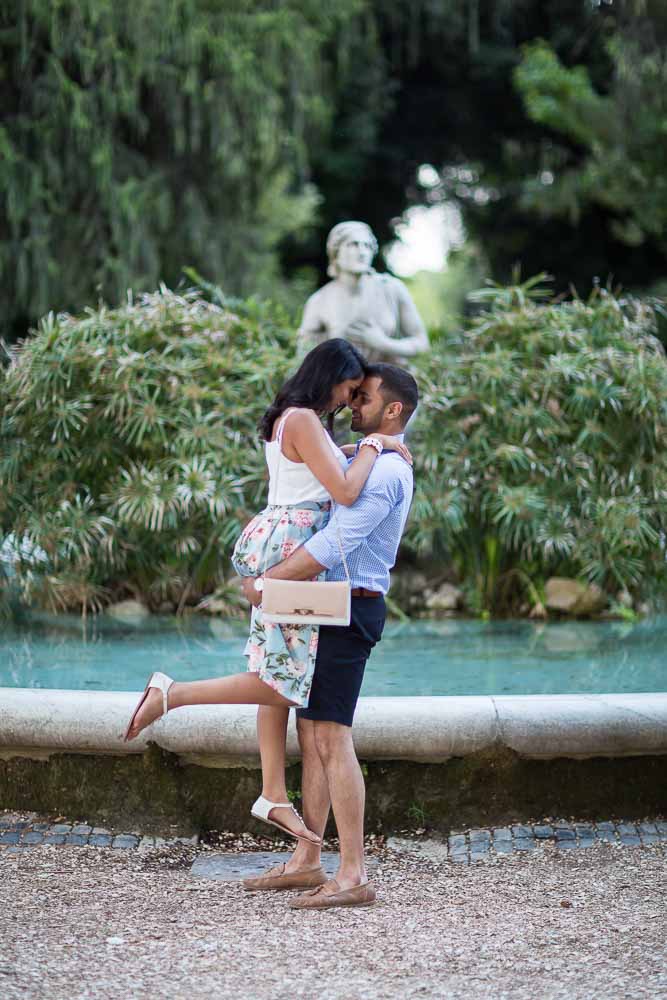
[266,408,347,505]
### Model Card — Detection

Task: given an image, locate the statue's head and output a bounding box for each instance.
[326,221,378,278]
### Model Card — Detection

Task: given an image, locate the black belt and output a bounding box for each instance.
[350,587,382,598]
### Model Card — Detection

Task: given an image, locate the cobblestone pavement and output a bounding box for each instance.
[388,818,667,865]
[0,812,197,853]
[2,811,666,861]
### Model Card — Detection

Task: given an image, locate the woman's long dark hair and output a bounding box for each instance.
[260,338,367,440]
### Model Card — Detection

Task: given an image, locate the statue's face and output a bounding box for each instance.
[335,234,375,275]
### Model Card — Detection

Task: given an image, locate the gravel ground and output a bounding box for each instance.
[2,837,666,1000]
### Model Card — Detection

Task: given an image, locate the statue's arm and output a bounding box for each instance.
[296,295,327,356]
[395,282,430,355]
[349,280,429,358]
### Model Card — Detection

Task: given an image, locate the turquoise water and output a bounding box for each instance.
[1,613,666,696]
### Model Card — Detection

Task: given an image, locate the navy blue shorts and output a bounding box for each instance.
[296,596,386,727]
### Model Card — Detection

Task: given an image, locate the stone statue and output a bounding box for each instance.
[297,221,430,363]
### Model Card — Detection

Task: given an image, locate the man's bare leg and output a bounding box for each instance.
[256,706,319,843]
[283,717,331,873]
[125,672,292,741]
[313,720,366,889]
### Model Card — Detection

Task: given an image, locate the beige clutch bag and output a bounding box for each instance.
[262,578,351,626]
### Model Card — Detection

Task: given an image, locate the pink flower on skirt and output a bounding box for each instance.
[281,540,297,559]
[293,509,315,528]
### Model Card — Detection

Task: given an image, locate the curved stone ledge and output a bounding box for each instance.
[493,694,667,760]
[0,689,666,763]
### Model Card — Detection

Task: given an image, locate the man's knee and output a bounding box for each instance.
[313,720,352,763]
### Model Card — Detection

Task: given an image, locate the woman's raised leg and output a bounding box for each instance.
[124,671,292,741]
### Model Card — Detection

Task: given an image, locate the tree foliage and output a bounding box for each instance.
[515,29,667,261]
[408,280,667,613]
[299,1,667,304]
[1,0,358,339]
[6,0,667,340]
[297,0,627,291]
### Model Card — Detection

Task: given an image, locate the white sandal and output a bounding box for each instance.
[123,671,174,742]
[251,795,322,845]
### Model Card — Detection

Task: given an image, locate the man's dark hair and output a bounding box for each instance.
[366,363,419,426]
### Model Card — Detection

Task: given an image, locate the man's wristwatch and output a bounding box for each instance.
[253,577,264,593]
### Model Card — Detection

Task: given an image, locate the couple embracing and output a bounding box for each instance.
[124,339,417,910]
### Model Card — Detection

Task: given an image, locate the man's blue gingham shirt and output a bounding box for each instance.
[304,443,413,595]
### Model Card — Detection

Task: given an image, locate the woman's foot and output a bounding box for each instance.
[267,804,321,845]
[123,672,175,742]
[124,687,164,741]
[251,794,322,845]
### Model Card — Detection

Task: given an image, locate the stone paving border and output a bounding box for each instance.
[190,850,348,881]
[389,819,667,865]
[0,812,197,854]
[2,811,666,865]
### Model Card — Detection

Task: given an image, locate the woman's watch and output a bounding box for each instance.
[360,436,383,455]
[253,577,264,593]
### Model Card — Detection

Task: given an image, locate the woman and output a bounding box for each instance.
[123,339,411,844]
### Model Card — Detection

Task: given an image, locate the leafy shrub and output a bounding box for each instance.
[3,279,666,619]
[408,280,667,613]
[0,287,295,614]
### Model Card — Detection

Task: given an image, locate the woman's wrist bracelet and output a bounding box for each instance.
[359,436,383,455]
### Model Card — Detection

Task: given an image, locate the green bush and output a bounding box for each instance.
[0,287,295,614]
[3,279,666,619]
[408,280,667,613]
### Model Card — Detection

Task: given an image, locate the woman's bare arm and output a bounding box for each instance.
[283,411,377,506]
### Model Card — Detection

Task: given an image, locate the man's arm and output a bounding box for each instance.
[267,546,325,581]
[241,467,401,606]
[241,545,327,607]
[304,485,396,568]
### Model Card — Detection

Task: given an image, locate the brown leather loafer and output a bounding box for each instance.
[242,863,327,892]
[288,878,377,910]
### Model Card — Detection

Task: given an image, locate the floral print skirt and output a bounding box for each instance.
[231,500,330,707]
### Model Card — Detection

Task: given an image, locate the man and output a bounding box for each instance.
[241,363,417,910]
